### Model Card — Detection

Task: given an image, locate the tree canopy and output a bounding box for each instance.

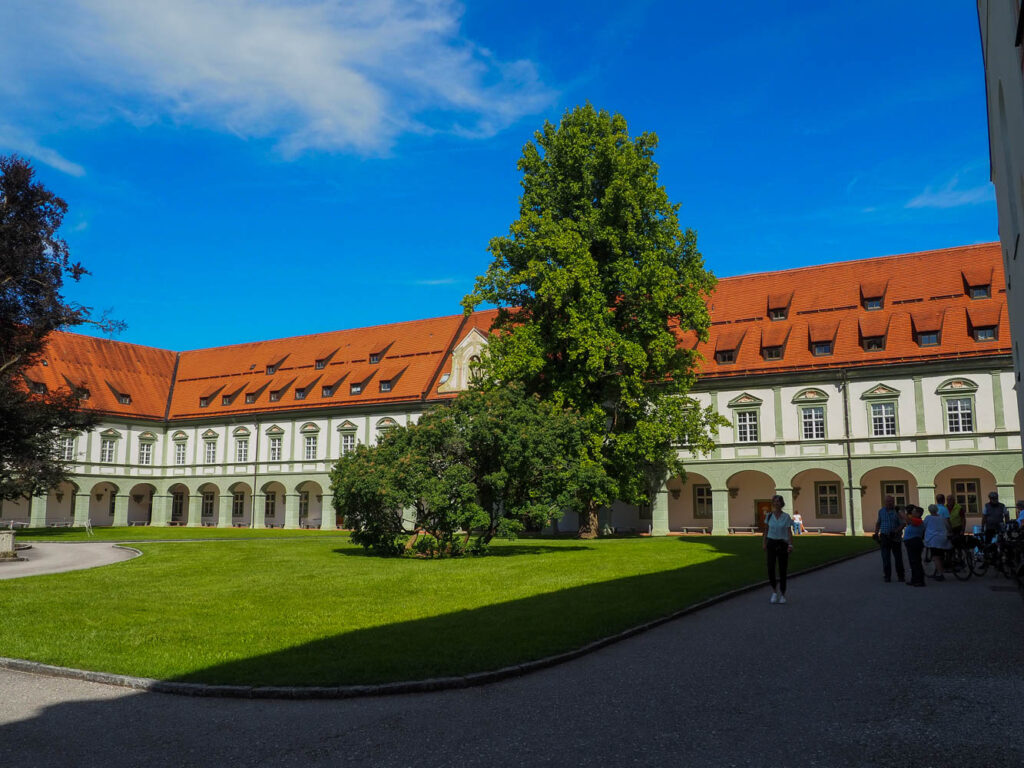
[0,154,119,501]
[463,104,722,536]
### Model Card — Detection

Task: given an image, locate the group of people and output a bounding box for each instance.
[873,491,1024,586]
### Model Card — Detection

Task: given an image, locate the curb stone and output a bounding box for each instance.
[0,548,872,699]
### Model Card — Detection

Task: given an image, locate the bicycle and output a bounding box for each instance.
[925,544,971,581]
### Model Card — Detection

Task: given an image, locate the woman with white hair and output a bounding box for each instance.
[923,503,952,581]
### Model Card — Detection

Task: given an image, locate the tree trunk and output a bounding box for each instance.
[577,502,599,539]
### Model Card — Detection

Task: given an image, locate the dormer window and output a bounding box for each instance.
[369,353,381,364]
[322,385,334,397]
[768,308,787,321]
[295,387,307,400]
[266,365,276,375]
[245,393,256,404]
[315,359,326,370]
[714,350,735,364]
[762,346,782,361]
[199,396,210,407]
[969,285,991,300]
[269,390,281,402]
[380,380,392,392]
[29,380,47,394]
[863,297,883,311]
[221,395,231,406]
[351,383,362,395]
[118,394,131,405]
[863,336,885,352]
[916,331,940,347]
[974,326,997,342]
[812,341,833,356]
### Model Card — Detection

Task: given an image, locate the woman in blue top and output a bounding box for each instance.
[762,495,793,604]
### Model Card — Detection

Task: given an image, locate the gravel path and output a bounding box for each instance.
[0,542,139,580]
[1,552,1021,767]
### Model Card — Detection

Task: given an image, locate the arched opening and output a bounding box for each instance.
[88,482,120,526]
[260,480,287,528]
[197,483,221,527]
[295,480,325,529]
[725,470,775,532]
[791,468,846,534]
[934,465,998,529]
[667,472,713,532]
[859,466,918,533]
[167,483,190,526]
[0,495,31,526]
[1014,468,1024,506]
[227,482,253,527]
[127,483,157,525]
[46,480,80,525]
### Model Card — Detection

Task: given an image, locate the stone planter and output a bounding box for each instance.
[0,530,16,560]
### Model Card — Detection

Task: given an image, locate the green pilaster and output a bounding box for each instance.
[187,494,203,527]
[218,494,233,528]
[150,494,171,527]
[284,493,300,530]
[711,487,730,535]
[774,387,784,444]
[111,494,128,527]
[252,492,266,529]
[651,479,670,536]
[913,376,927,452]
[29,496,47,527]
[72,492,89,527]
[992,371,1006,429]
[848,487,864,536]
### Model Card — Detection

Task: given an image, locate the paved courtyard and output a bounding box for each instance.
[1,549,1022,767]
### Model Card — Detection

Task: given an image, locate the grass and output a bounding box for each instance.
[12,526,343,542]
[0,534,874,686]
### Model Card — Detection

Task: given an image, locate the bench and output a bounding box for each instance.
[167,521,185,526]
[678,526,710,535]
[803,526,825,534]
[128,521,148,526]
[728,525,760,534]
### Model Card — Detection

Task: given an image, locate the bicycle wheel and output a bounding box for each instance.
[925,550,937,578]
[970,548,988,577]
[951,548,971,581]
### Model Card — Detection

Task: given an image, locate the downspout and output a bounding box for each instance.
[840,369,856,536]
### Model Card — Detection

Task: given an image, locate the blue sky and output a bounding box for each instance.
[1,1,996,351]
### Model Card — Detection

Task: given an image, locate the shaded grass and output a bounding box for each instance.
[0,536,873,686]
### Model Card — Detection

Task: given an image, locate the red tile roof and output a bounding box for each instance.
[28,243,1011,419]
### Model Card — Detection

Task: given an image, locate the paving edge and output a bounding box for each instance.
[0,548,873,699]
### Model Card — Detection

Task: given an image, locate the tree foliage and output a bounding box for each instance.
[0,154,120,501]
[463,105,722,536]
[330,386,589,556]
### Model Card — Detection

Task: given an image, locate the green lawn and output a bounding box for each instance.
[13,526,343,542]
[0,534,873,686]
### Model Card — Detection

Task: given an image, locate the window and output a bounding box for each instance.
[974,326,997,342]
[264,492,276,519]
[801,406,825,440]
[30,380,47,394]
[118,394,131,405]
[266,365,276,375]
[235,438,249,462]
[768,307,787,321]
[916,331,939,347]
[100,438,116,463]
[863,336,885,351]
[295,388,306,400]
[322,385,334,397]
[138,442,152,466]
[269,437,282,461]
[812,341,833,356]
[315,359,326,370]
[341,432,356,454]
[952,478,980,516]
[715,350,735,364]
[304,435,318,460]
[269,390,281,402]
[201,492,215,518]
[881,481,908,509]
[108,495,116,516]
[59,436,75,461]
[199,396,210,408]
[232,492,245,518]
[762,346,782,361]
[205,440,217,464]
[693,484,712,519]
[174,442,187,466]
[735,411,758,443]
[863,297,883,311]
[969,285,991,299]
[245,393,256,404]
[946,397,974,433]
[870,402,897,437]
[815,482,841,517]
[350,383,362,395]
[299,491,310,519]
[221,395,232,406]
[369,353,380,364]
[171,492,184,521]
[380,380,392,392]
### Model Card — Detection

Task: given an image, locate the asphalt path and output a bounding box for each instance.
[0,541,138,579]
[1,551,1022,767]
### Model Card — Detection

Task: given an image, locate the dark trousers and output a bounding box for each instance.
[766,538,789,594]
[904,537,924,585]
[879,535,905,581]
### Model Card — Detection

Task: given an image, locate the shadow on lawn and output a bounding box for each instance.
[333,543,591,558]
[166,537,870,687]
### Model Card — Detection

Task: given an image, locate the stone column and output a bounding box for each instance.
[996,482,1016,508]
[218,494,233,528]
[916,484,936,508]
[711,487,730,535]
[251,493,266,529]
[651,482,670,536]
[111,494,128,527]
[150,494,171,527]
[29,495,48,528]
[284,493,300,530]
[320,495,335,530]
[72,492,89,527]
[774,487,794,518]
[848,486,864,536]
[188,494,204,527]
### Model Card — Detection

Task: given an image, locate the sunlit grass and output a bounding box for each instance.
[0,535,872,685]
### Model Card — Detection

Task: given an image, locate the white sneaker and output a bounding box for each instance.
[777,594,787,604]
[769,591,778,604]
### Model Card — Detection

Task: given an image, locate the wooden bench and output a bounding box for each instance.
[803,526,825,534]
[167,521,185,526]
[728,525,759,534]
[128,521,148,526]
[678,526,710,535]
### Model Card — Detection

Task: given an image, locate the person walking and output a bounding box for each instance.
[762,494,793,604]
[903,505,926,587]
[923,503,952,581]
[874,495,905,583]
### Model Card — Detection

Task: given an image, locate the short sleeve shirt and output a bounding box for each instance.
[766,512,792,540]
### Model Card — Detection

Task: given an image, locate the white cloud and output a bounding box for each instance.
[906,175,995,209]
[0,124,86,177]
[411,277,458,286]
[0,0,554,156]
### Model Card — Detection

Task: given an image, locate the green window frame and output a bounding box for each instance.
[801,405,826,440]
[171,492,184,520]
[880,481,908,508]
[693,484,713,519]
[951,478,980,516]
[201,492,215,518]
[232,492,245,518]
[944,396,974,434]
[869,401,897,437]
[814,482,842,517]
[735,410,759,443]
[264,491,276,519]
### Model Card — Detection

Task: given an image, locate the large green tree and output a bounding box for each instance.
[0,154,119,501]
[463,105,721,537]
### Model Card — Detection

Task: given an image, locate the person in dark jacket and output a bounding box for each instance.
[874,495,905,583]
